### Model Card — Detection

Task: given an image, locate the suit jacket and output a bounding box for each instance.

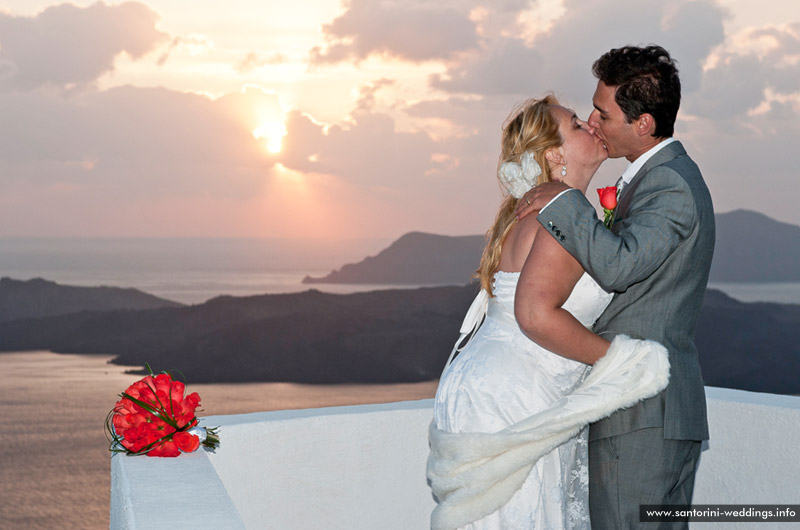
[537,141,714,441]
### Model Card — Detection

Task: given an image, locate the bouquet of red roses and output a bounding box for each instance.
[106,368,219,457]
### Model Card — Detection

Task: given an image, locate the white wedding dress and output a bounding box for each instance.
[432,270,613,530]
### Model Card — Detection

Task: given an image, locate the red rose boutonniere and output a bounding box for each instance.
[106,365,219,457]
[597,186,618,229]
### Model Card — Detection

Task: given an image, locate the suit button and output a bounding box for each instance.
[560,235,566,241]
[555,230,561,236]
[548,221,553,227]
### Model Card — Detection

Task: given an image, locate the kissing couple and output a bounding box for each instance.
[428,44,715,530]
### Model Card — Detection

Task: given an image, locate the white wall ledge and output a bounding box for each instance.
[111,388,800,529]
[110,442,246,529]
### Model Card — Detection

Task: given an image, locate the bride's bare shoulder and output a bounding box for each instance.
[498,212,543,271]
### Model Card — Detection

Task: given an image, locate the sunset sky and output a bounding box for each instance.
[1,0,799,240]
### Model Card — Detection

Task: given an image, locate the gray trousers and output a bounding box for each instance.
[589,427,702,530]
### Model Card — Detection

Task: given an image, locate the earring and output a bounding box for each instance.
[561,165,567,177]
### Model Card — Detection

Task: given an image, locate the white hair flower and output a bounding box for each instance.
[498,152,542,198]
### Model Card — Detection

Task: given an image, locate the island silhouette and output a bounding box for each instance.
[2,209,798,394]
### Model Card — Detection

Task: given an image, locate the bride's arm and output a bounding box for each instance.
[514,227,610,365]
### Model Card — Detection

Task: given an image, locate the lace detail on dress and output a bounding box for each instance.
[565,428,591,529]
[433,271,612,529]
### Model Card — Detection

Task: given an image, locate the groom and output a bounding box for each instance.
[518,45,715,528]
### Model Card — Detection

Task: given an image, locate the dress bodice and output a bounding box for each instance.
[489,270,612,329]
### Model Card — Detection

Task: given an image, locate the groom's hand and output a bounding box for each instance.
[515,181,571,220]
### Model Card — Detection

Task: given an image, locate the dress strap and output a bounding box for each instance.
[440,289,489,378]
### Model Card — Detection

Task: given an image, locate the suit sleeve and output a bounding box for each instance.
[536,167,696,292]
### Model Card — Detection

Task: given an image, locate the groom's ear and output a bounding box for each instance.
[634,113,657,137]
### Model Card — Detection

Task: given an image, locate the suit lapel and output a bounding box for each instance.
[615,141,686,219]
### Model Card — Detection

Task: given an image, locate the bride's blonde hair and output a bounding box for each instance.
[477,95,564,296]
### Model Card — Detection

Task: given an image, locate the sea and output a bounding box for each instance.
[3,237,800,305]
[0,237,438,304]
[1,237,799,529]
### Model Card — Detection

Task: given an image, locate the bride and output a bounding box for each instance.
[427,96,669,529]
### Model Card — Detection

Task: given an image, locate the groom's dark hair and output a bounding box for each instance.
[592,45,680,138]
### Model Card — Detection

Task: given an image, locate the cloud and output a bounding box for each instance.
[0,76,493,238]
[685,54,768,119]
[310,0,480,64]
[750,22,800,59]
[277,108,440,188]
[0,2,168,91]
[685,23,800,123]
[0,85,264,199]
[660,0,729,92]
[4,0,800,238]
[0,76,506,238]
[234,51,288,74]
[0,83,290,236]
[158,34,215,67]
[686,100,800,226]
[427,0,726,105]
[429,38,545,96]
[348,0,800,230]
[353,78,395,111]
[215,84,286,130]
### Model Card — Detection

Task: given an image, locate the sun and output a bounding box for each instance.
[253,120,287,154]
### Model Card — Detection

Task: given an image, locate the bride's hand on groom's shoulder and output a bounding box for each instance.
[515,181,571,220]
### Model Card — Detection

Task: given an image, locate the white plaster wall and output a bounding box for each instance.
[110,439,246,530]
[204,400,436,530]
[111,388,800,530]
[691,386,800,529]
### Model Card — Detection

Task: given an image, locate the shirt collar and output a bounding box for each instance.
[620,137,676,185]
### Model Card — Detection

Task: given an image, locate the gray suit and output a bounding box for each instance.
[537,141,714,528]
